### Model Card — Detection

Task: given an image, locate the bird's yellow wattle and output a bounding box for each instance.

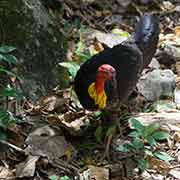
[88,82,107,109]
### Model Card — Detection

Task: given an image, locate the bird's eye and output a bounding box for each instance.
[104,71,109,75]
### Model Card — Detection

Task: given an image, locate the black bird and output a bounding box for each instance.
[74,13,160,111]
[74,13,160,161]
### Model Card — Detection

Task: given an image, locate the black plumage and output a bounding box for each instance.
[74,13,160,110]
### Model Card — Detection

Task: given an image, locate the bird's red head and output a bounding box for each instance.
[88,64,116,109]
[97,64,116,81]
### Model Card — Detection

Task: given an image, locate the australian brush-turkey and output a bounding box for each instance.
[74,13,160,161]
[74,13,160,110]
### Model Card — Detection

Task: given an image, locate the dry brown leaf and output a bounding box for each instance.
[7,124,25,146]
[0,166,14,179]
[34,95,66,113]
[48,112,90,135]
[174,26,180,37]
[162,1,175,11]
[169,168,180,179]
[168,124,180,132]
[94,39,104,53]
[173,132,180,142]
[80,165,109,180]
[148,157,170,174]
[167,138,174,150]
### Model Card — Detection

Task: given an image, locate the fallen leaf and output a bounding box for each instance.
[0,166,13,179]
[174,26,180,37]
[80,165,109,180]
[16,155,39,178]
[147,156,170,174]
[169,168,180,179]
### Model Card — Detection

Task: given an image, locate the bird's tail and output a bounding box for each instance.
[133,13,160,68]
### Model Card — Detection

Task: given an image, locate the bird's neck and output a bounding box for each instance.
[88,73,107,109]
[95,74,105,94]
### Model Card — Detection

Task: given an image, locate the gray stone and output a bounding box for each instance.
[83,29,128,48]
[137,69,176,101]
[156,44,180,66]
[175,88,180,104]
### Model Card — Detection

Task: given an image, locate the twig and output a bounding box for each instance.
[0,140,26,154]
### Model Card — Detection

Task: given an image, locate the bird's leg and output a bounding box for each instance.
[100,104,130,163]
[100,133,113,163]
[100,110,118,163]
[115,103,132,140]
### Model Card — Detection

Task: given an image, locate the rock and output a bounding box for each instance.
[175,88,180,104]
[148,58,160,69]
[116,0,132,8]
[0,0,67,102]
[163,44,180,60]
[137,69,176,101]
[25,125,76,162]
[156,44,180,66]
[81,28,129,49]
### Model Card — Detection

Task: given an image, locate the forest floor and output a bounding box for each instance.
[1,0,180,179]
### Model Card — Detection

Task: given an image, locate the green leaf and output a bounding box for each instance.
[76,49,91,62]
[59,62,80,78]
[144,123,160,138]
[128,130,141,138]
[0,68,17,77]
[0,110,10,129]
[0,86,18,97]
[129,118,144,136]
[145,150,154,157]
[146,136,157,146]
[74,18,81,29]
[152,131,170,140]
[75,41,85,55]
[0,131,7,140]
[131,138,144,149]
[111,29,130,38]
[145,100,175,113]
[60,175,70,180]
[0,110,9,128]
[138,159,149,171]
[0,110,23,129]
[154,151,174,162]
[115,144,131,152]
[49,175,59,180]
[93,111,102,118]
[94,126,104,143]
[0,46,16,53]
[1,54,17,64]
[0,54,3,60]
[75,40,91,62]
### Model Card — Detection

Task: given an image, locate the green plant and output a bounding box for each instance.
[49,174,70,180]
[0,45,22,139]
[144,100,175,113]
[59,25,91,79]
[116,118,173,171]
[49,175,59,180]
